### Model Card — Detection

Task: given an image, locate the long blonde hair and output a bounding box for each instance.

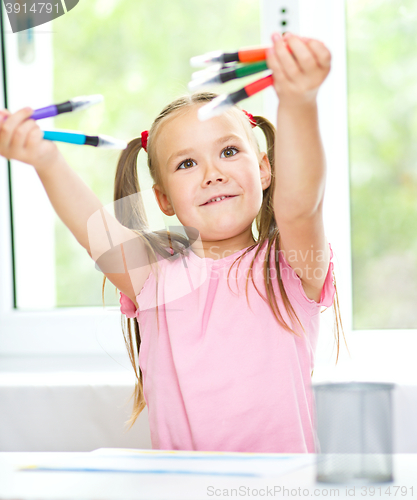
[108,92,344,426]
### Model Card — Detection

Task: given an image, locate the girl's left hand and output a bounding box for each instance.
[266,32,331,107]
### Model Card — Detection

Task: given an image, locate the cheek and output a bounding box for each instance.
[249,176,265,214]
[169,179,193,211]
[247,165,264,197]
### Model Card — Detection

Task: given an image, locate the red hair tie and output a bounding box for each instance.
[141,130,149,152]
[242,110,257,128]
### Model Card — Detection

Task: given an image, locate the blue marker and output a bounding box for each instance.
[42,131,127,149]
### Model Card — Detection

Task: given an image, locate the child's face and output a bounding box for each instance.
[153,105,271,242]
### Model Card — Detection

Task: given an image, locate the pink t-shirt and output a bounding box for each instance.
[120,240,335,453]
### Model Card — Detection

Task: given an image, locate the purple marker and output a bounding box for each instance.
[31,94,103,120]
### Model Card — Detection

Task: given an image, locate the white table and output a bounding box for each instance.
[1,451,417,500]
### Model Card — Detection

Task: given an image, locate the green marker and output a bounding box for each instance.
[189,61,269,91]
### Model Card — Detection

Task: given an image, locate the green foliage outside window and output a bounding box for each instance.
[347,0,417,328]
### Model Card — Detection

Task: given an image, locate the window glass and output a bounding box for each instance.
[51,0,262,307]
[347,0,417,329]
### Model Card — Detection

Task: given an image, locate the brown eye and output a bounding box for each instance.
[221,147,238,158]
[178,159,196,170]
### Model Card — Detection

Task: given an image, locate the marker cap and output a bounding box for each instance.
[70,94,104,112]
[190,50,222,67]
[188,73,220,91]
[191,64,223,80]
[198,94,233,121]
[97,134,128,149]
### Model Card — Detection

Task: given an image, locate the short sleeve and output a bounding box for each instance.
[118,247,176,316]
[278,243,336,310]
[119,292,139,318]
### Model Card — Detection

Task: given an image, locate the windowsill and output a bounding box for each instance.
[0,353,136,385]
[313,328,417,386]
[0,353,152,452]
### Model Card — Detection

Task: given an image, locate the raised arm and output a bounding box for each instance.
[0,107,150,306]
[266,33,332,302]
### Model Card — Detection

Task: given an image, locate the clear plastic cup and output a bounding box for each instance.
[313,382,395,484]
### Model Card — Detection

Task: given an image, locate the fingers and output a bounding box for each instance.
[0,107,59,170]
[25,125,44,150]
[307,39,331,70]
[267,33,331,105]
[0,107,33,153]
[0,109,11,121]
[270,32,301,82]
[284,34,317,74]
[268,32,331,82]
[10,118,39,153]
[266,46,287,86]
[287,34,331,71]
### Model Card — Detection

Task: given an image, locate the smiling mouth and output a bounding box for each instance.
[202,195,237,206]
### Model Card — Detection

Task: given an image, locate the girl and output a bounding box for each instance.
[0,32,340,453]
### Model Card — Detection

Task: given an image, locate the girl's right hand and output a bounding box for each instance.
[0,107,60,173]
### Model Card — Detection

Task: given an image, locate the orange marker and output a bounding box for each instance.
[190,42,297,68]
[190,47,269,67]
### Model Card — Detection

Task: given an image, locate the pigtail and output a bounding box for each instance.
[252,115,277,241]
[111,136,194,425]
[112,138,148,425]
[114,137,148,230]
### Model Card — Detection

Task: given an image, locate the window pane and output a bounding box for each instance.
[6,25,55,310]
[347,0,417,329]
[52,0,262,307]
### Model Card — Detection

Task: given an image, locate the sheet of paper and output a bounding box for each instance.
[19,448,314,478]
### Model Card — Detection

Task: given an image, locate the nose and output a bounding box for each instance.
[202,163,228,186]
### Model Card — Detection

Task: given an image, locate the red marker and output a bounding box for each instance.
[198,74,274,121]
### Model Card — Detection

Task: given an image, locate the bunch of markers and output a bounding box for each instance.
[189,47,273,121]
[35,48,274,147]
[31,95,127,149]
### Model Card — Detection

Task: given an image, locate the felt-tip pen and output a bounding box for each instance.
[198,74,273,121]
[191,64,225,81]
[42,130,127,149]
[190,47,268,68]
[189,61,269,91]
[31,95,103,121]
